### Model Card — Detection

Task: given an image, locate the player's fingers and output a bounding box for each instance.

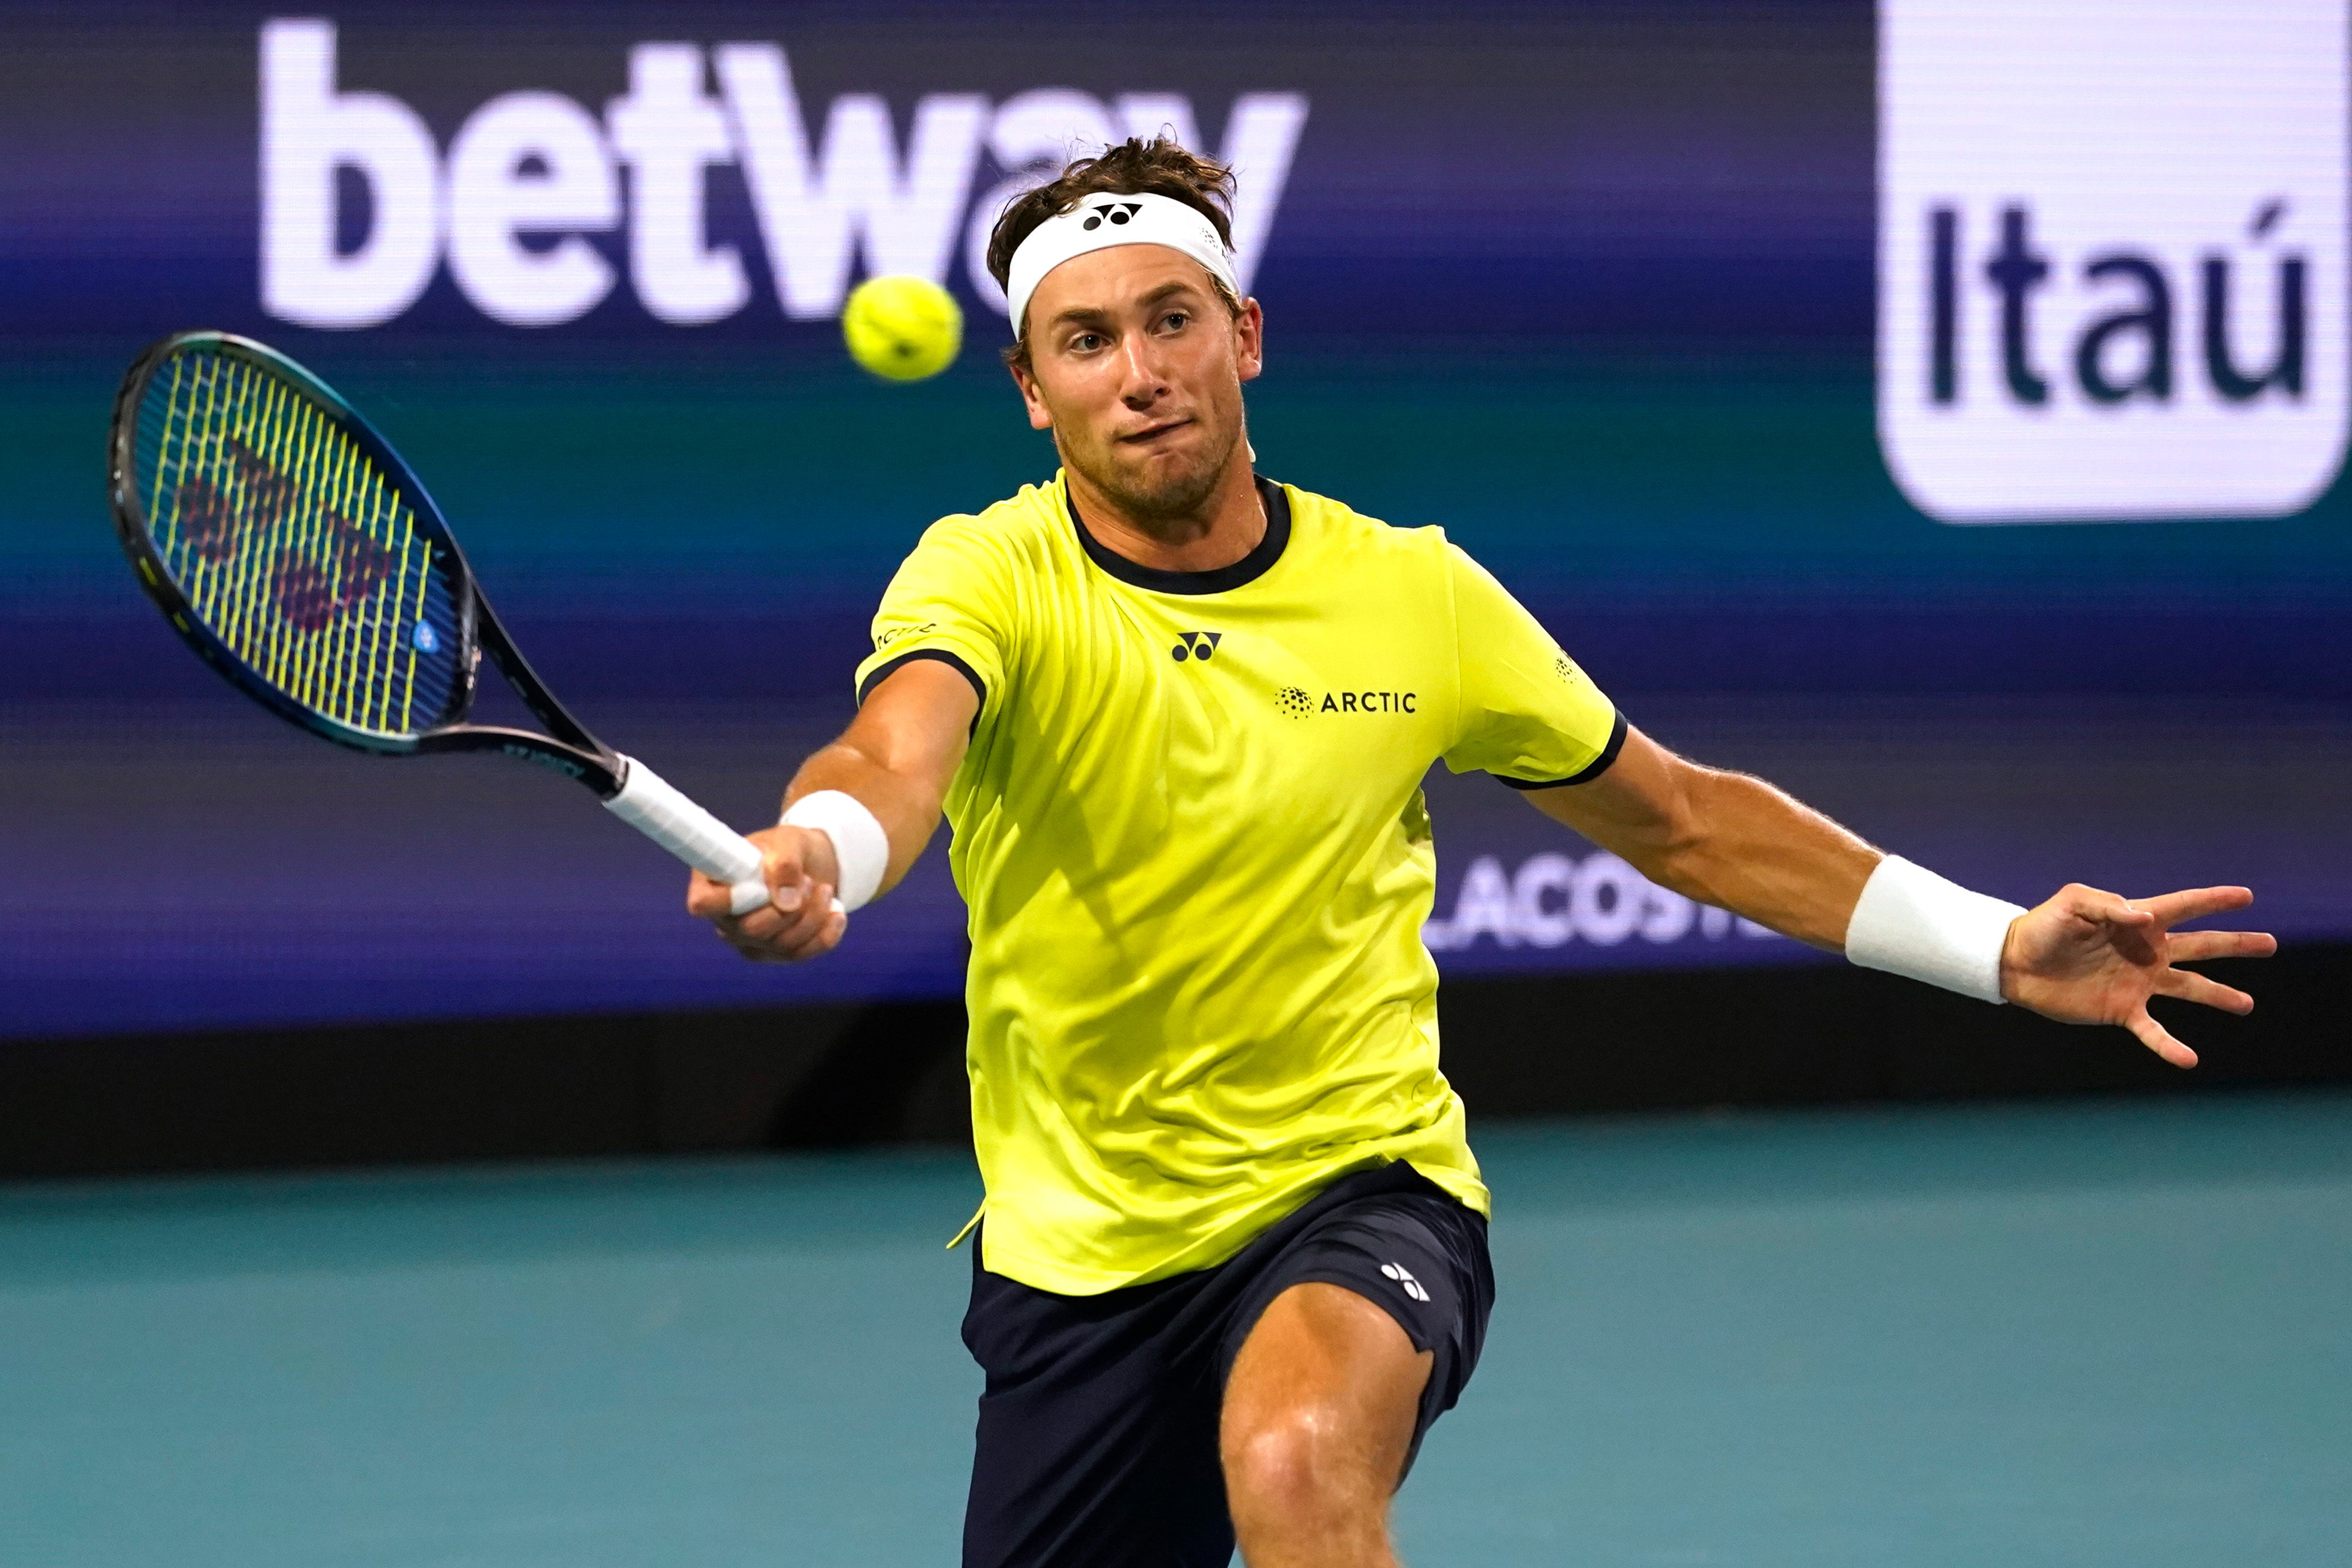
[720,899,825,962]
[712,873,841,962]
[714,915,783,962]
[761,827,826,914]
[2138,885,2254,928]
[2126,1007,2199,1069]
[684,868,736,921]
[765,913,843,962]
[721,931,787,964]
[795,907,850,958]
[769,878,809,914]
[768,881,841,959]
[725,899,800,945]
[2166,928,2278,963]
[765,861,810,913]
[2154,966,2253,1015]
[2058,883,2153,926]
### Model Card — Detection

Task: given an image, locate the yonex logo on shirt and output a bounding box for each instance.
[1171,631,1222,662]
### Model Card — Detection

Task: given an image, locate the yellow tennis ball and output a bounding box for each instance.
[842,275,962,381]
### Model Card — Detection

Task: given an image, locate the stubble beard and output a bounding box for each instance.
[1070,409,1245,528]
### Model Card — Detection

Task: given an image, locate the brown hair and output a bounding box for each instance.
[986,136,1240,368]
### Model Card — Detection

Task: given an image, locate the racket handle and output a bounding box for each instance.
[604,756,841,918]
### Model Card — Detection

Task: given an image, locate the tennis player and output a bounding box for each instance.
[687,139,2275,1568]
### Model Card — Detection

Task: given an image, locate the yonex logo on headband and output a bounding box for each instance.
[1004,190,1242,338]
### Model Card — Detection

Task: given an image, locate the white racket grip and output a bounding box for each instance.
[603,756,771,916]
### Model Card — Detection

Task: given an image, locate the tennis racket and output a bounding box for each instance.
[107,330,782,917]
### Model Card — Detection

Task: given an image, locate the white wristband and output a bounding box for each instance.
[779,790,889,913]
[1843,856,2025,1004]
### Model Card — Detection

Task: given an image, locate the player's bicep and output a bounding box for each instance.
[845,656,978,802]
[1517,725,1701,872]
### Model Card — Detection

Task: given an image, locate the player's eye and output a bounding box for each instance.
[1071,331,1105,353]
[1160,311,1189,332]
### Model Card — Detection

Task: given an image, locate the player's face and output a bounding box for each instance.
[1013,246,1264,520]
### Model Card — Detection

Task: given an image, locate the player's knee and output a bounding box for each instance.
[1225,1402,1358,1524]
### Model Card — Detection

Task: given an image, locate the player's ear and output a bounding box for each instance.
[1008,356,1054,431]
[1234,298,1264,385]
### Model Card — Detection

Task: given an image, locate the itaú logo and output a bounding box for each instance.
[257,19,1307,330]
[1876,0,2348,522]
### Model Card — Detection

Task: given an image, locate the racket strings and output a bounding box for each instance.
[138,350,460,738]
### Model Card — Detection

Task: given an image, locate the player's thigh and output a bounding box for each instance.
[1220,1281,1434,1505]
[961,1258,1232,1568]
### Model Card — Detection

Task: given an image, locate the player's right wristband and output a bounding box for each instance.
[779,790,889,913]
[1842,856,2025,1004]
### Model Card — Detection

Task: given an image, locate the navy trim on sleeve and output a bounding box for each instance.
[858,647,987,732]
[1493,709,1628,790]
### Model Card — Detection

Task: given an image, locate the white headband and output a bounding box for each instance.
[1004,190,1239,339]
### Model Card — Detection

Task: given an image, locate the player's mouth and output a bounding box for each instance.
[1118,418,1192,446]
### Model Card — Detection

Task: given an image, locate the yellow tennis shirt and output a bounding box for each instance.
[853,473,1623,1295]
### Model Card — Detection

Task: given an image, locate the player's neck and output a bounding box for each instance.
[1066,454,1264,575]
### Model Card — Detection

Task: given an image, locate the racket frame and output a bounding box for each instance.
[107,330,628,798]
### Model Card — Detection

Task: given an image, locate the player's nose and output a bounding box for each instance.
[1115,333,1171,402]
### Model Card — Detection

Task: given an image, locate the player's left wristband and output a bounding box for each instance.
[1843,856,2026,1004]
[779,790,889,913]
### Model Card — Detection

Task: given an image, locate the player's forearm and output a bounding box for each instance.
[782,742,946,895]
[1536,730,2040,1003]
[1646,767,1879,950]
[1529,731,1881,949]
[775,660,974,903]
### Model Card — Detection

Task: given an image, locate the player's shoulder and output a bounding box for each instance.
[1280,480,1454,566]
[926,477,1066,547]
[907,477,1071,570]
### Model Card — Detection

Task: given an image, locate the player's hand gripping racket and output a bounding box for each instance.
[108,330,791,917]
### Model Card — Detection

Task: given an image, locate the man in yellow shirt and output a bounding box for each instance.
[689,140,2272,1568]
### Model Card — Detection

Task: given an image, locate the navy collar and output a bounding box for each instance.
[1066,474,1291,595]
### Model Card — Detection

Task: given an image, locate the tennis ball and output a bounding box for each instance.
[842,275,962,381]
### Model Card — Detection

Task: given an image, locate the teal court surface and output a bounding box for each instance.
[3,1091,2346,1566]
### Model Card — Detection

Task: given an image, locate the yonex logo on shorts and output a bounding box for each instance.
[1171,631,1222,662]
[1381,1261,1430,1302]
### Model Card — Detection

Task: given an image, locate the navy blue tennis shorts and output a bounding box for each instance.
[958,1161,1494,1568]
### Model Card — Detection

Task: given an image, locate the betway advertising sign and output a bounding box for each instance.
[1877,0,2348,522]
[258,19,1308,330]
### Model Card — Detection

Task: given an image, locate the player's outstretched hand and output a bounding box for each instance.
[1999,884,2276,1068]
[686,824,847,963]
